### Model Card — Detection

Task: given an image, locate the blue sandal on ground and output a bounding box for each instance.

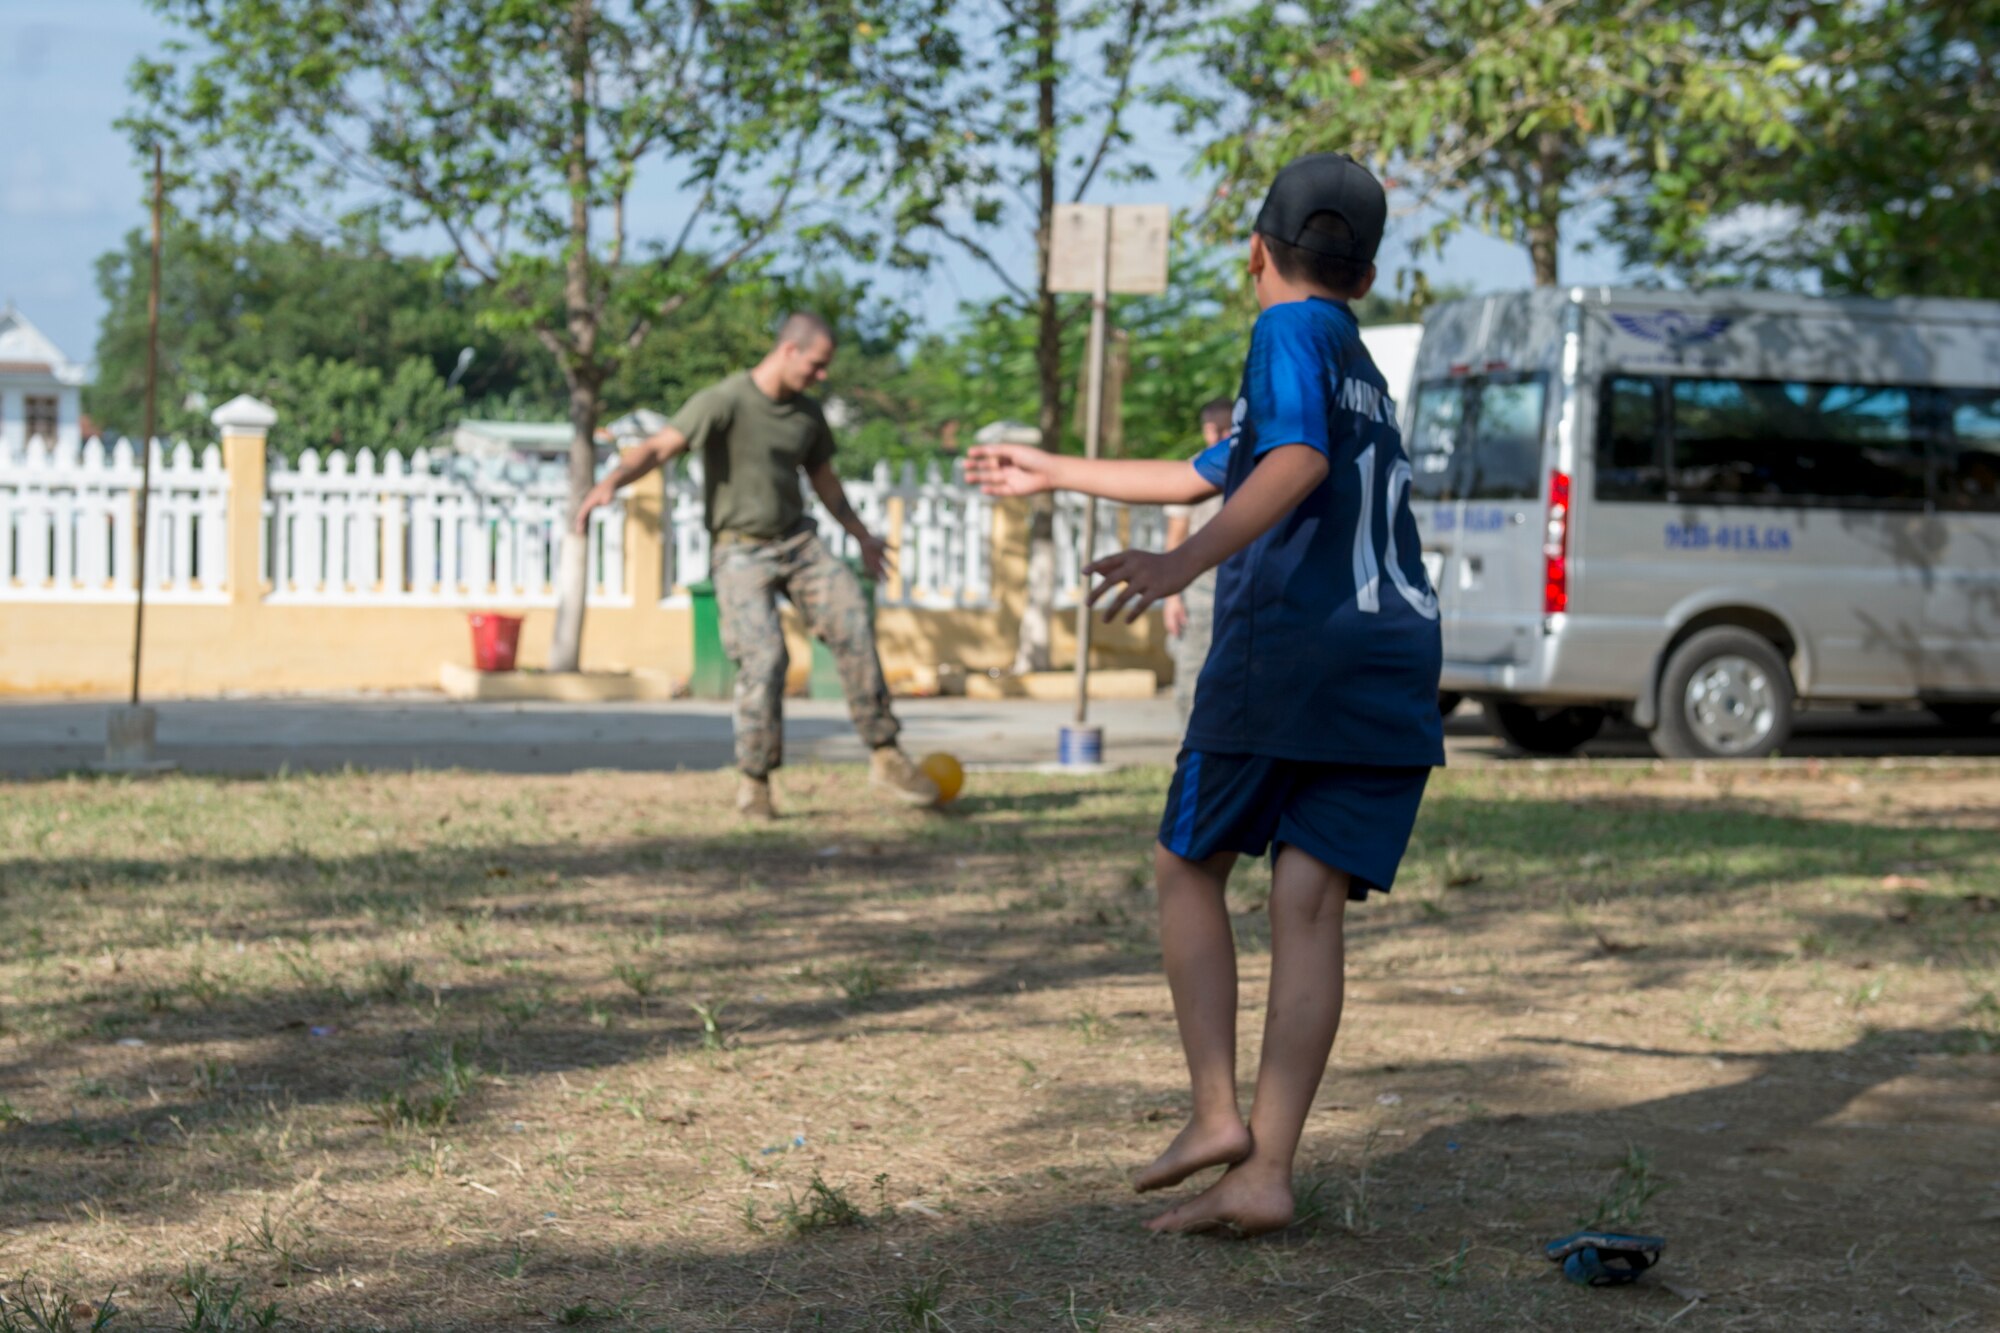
[1544,1231,1665,1286]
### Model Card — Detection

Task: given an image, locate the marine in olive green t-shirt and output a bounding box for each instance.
[670,371,837,541]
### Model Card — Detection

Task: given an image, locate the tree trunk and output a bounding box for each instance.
[551,377,600,674]
[549,0,597,674]
[1011,0,1061,677]
[1526,133,1563,288]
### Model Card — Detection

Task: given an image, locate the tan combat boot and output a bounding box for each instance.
[869,746,941,806]
[736,775,777,821]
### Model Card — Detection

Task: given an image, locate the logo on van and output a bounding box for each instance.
[1611,312,1733,347]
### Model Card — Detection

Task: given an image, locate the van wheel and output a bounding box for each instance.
[1489,703,1606,755]
[1929,703,1999,733]
[1652,628,1794,759]
[1439,691,1465,717]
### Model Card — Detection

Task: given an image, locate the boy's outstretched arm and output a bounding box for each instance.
[1088,444,1329,623]
[964,443,1218,506]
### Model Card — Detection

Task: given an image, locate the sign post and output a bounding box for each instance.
[102,145,175,773]
[1046,203,1169,764]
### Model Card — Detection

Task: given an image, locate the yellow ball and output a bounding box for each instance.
[918,751,965,804]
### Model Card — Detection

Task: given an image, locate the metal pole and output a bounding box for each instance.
[1073,215,1110,727]
[131,143,163,707]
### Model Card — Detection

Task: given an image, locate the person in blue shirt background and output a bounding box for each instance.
[965,153,1442,1236]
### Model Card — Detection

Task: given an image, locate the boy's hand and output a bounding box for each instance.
[1163,594,1187,638]
[1086,548,1195,624]
[964,444,1058,497]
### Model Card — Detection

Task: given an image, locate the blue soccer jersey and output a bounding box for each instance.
[1184,298,1444,767]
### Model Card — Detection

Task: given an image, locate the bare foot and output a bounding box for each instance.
[1133,1116,1253,1193]
[1144,1162,1295,1236]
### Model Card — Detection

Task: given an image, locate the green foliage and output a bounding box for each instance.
[0,1278,120,1333]
[778,1172,868,1235]
[1615,0,2000,299]
[126,0,969,662]
[882,0,1224,459]
[126,0,959,396]
[89,223,905,465]
[374,1040,481,1134]
[169,1266,278,1333]
[890,1271,949,1330]
[1198,0,1801,285]
[853,247,1251,465]
[85,223,510,447]
[1582,1145,1667,1229]
[193,354,462,461]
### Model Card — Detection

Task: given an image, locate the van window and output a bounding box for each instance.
[1597,377,1665,501]
[1670,379,1925,507]
[1465,379,1546,501]
[1940,388,2000,513]
[1407,383,1464,501]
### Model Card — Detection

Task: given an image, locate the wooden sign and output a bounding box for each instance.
[1047,203,1171,295]
[1108,205,1170,295]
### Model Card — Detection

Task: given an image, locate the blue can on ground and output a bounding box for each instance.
[1058,725,1103,766]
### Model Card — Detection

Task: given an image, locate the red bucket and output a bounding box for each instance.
[468,612,523,672]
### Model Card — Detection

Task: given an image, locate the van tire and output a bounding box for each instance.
[1929,703,1999,733]
[1651,628,1794,759]
[1489,703,1606,755]
[1439,691,1465,717]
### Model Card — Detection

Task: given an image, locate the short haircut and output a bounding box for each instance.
[1199,397,1235,430]
[776,311,835,350]
[1263,211,1370,296]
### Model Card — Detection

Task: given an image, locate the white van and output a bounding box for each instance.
[1406,288,2000,758]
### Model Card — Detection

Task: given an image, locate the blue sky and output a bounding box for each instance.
[2,2,1636,373]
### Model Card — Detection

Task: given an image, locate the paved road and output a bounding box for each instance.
[4,693,1998,778]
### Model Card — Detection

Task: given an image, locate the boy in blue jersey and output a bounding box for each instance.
[966,154,1442,1236]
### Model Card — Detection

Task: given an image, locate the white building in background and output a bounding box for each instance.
[1358,321,1423,415]
[0,304,85,451]
[444,418,611,485]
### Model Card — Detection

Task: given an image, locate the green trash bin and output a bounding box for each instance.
[808,558,874,699]
[686,579,731,699]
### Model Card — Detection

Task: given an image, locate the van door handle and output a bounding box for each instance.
[1466,555,1484,575]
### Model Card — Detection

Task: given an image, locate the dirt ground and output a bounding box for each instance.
[1,759,1996,1331]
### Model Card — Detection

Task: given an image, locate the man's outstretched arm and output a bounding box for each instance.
[573,425,690,533]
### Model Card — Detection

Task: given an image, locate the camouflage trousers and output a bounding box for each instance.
[712,525,898,779]
[1172,569,1216,730]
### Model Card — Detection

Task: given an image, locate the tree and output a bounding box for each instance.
[1198,0,1799,287]
[87,222,546,447]
[1613,0,2000,298]
[130,0,957,671]
[887,0,1219,672]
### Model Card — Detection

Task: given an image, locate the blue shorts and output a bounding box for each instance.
[1157,750,1431,900]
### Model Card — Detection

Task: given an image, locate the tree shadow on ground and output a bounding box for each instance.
[69,1028,2000,1331]
[2,776,1993,1316]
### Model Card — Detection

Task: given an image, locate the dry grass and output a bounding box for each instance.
[1,758,1996,1331]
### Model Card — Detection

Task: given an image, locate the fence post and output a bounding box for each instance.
[626,467,666,605]
[212,395,277,606]
[991,497,1031,656]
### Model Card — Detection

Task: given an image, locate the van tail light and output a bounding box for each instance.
[1543,470,1571,616]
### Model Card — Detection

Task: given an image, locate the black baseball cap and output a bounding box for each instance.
[1253,152,1386,265]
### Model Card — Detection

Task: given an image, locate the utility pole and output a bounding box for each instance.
[103,144,175,773]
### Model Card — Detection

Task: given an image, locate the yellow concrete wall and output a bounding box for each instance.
[2,427,1172,699]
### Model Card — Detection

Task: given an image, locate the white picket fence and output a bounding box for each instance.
[0,437,229,602]
[5,438,1165,612]
[263,448,629,606]
[1055,495,1167,609]
[668,457,1001,608]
